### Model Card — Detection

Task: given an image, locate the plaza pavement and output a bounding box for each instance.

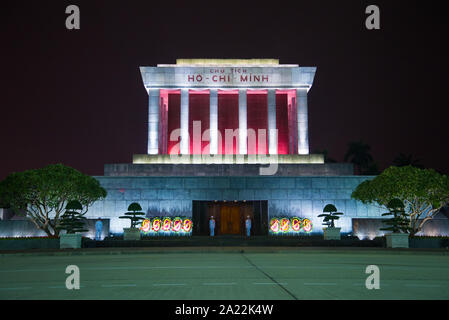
[0,247,448,300]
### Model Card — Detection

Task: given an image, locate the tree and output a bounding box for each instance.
[392,153,424,168]
[119,202,146,228]
[318,204,344,228]
[380,198,410,233]
[344,140,374,175]
[314,149,337,163]
[351,166,449,236]
[0,164,107,237]
[57,200,88,234]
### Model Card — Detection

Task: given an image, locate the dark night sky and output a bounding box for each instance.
[1,0,448,180]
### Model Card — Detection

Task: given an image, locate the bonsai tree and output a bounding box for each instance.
[57,200,88,234]
[119,202,146,228]
[380,198,410,234]
[352,166,449,236]
[0,164,107,237]
[318,204,344,228]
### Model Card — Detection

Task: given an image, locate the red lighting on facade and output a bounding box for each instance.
[189,91,210,154]
[247,91,268,154]
[218,91,239,154]
[156,89,300,155]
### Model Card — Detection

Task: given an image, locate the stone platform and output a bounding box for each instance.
[84,235,383,248]
[104,163,354,177]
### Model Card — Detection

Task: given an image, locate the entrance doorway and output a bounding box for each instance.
[192,200,268,236]
[220,205,241,234]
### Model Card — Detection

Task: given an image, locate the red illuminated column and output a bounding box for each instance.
[238,89,247,154]
[267,89,277,154]
[180,88,189,154]
[297,88,309,154]
[148,88,160,154]
[210,89,218,154]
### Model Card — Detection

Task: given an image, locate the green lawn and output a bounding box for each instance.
[1,248,448,300]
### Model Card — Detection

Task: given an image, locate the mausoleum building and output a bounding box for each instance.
[89,59,385,238]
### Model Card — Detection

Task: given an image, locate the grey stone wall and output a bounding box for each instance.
[88,176,384,235]
[0,219,110,239]
[104,163,354,177]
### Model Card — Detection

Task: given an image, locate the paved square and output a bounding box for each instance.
[1,248,448,299]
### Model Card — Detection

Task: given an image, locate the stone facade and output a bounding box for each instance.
[87,175,385,235]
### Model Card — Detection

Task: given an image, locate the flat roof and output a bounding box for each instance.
[176,58,279,65]
[156,58,298,68]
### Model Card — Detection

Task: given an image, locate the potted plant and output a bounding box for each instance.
[120,202,146,240]
[318,204,344,240]
[58,200,88,249]
[381,198,410,248]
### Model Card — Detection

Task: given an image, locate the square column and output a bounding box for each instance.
[297,88,309,154]
[267,89,277,154]
[180,88,189,154]
[238,89,247,154]
[147,88,160,154]
[209,89,218,154]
